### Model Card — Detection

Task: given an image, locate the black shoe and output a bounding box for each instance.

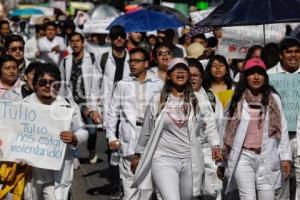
[109,186,122,200]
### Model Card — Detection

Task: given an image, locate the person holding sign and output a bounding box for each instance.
[23,63,88,200]
[267,37,300,200]
[202,55,234,109]
[219,58,292,200]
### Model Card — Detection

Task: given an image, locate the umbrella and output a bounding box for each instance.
[143,4,190,24]
[10,8,44,17]
[90,4,120,20]
[106,9,184,33]
[189,0,300,40]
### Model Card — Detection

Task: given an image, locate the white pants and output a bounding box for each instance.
[31,160,73,200]
[151,151,193,200]
[234,149,275,200]
[120,156,136,200]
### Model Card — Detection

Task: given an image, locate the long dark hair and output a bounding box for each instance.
[227,68,278,117]
[202,55,233,90]
[157,63,199,117]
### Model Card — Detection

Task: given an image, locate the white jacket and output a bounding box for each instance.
[132,92,220,198]
[106,72,163,157]
[59,50,101,110]
[37,36,66,66]
[224,93,292,193]
[92,49,130,127]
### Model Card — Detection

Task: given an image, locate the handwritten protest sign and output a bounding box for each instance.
[83,18,115,34]
[218,24,288,59]
[269,73,300,131]
[0,101,73,170]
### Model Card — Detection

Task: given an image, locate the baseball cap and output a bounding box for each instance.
[244,57,266,71]
[167,57,188,71]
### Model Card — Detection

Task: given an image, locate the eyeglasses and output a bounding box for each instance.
[190,73,202,79]
[38,79,56,87]
[128,59,145,64]
[9,46,24,52]
[157,50,172,56]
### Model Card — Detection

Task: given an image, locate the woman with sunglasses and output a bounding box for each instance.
[202,55,234,109]
[130,58,222,200]
[219,58,292,200]
[150,43,173,81]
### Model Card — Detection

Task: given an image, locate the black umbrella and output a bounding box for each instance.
[190,0,300,38]
[143,4,190,25]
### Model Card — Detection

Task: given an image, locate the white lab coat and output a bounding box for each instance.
[132,92,220,199]
[91,49,130,128]
[37,36,66,66]
[224,93,292,193]
[23,93,88,200]
[106,72,163,157]
[59,50,101,110]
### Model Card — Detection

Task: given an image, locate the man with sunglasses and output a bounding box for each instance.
[91,25,130,199]
[106,47,163,200]
[23,63,88,200]
[5,34,26,77]
[37,21,66,66]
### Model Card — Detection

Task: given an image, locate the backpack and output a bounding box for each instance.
[100,52,109,74]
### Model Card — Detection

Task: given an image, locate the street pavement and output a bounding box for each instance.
[71,129,113,200]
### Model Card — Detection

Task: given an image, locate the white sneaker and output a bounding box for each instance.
[73,158,80,170]
[89,154,98,164]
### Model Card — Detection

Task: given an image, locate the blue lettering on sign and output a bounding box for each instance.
[0,102,37,122]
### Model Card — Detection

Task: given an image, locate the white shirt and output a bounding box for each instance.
[38,36,66,66]
[267,62,300,74]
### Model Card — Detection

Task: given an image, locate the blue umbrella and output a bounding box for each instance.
[11,8,44,17]
[106,9,184,32]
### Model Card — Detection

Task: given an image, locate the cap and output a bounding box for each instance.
[186,42,205,59]
[168,57,188,71]
[244,57,266,71]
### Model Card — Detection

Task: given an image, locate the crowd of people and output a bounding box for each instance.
[0,13,300,200]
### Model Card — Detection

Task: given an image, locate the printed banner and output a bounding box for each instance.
[0,101,73,170]
[269,73,300,132]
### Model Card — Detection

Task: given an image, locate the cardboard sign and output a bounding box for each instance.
[83,18,115,34]
[0,101,73,170]
[269,73,300,132]
[218,24,288,59]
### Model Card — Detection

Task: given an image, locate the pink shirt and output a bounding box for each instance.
[0,79,21,97]
[243,107,264,149]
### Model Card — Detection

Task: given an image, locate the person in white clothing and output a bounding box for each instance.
[267,37,300,200]
[106,47,163,200]
[219,58,292,200]
[131,58,222,200]
[37,21,66,66]
[187,58,224,200]
[24,25,45,62]
[28,63,88,200]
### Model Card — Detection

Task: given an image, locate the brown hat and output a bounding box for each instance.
[186,42,205,59]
